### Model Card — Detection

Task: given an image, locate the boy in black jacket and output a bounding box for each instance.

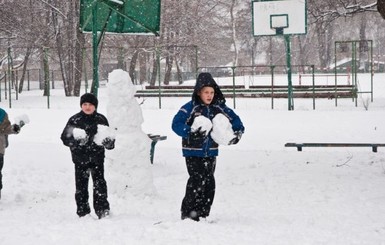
[61,93,115,219]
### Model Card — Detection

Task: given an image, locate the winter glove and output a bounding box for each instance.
[102,137,115,150]
[77,137,88,146]
[188,127,206,145]
[228,131,242,145]
[12,124,21,134]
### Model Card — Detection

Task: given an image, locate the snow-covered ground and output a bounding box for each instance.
[0,72,385,245]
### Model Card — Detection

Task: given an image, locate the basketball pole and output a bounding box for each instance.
[284,34,294,110]
[91,2,99,97]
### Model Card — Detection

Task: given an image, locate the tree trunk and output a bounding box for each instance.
[74,28,84,96]
[378,0,385,19]
[175,55,183,84]
[18,48,31,93]
[163,54,173,85]
[150,52,158,86]
[129,49,139,84]
[139,52,147,84]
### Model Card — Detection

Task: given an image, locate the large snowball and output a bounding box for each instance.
[191,115,213,136]
[94,125,116,146]
[72,128,87,140]
[211,113,235,145]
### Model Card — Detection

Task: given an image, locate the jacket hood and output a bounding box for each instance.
[0,108,6,124]
[192,73,225,105]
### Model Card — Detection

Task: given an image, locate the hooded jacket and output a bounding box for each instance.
[172,73,244,157]
[0,108,18,155]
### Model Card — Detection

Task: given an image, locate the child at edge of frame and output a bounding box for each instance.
[60,93,115,219]
[171,72,245,222]
[0,108,22,200]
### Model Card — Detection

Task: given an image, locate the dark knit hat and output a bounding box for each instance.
[80,93,98,108]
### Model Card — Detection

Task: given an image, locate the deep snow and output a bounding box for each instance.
[0,72,385,245]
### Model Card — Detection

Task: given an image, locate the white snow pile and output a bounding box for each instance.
[14,114,30,127]
[211,113,235,145]
[191,115,212,136]
[72,128,87,140]
[93,125,116,146]
[106,69,155,197]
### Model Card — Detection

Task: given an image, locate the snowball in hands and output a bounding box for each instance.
[73,128,87,140]
[14,114,30,127]
[191,115,213,136]
[94,125,116,145]
[211,114,235,145]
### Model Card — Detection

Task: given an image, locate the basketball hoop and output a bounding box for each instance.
[270,14,288,35]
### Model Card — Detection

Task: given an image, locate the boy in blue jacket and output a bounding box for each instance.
[172,73,245,221]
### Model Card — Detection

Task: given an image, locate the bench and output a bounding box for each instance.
[285,143,385,153]
[135,85,356,99]
[148,134,167,164]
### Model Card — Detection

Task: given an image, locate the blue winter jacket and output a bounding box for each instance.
[172,73,245,157]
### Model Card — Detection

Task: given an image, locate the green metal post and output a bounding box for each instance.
[195,45,199,77]
[83,48,88,93]
[4,72,7,100]
[7,46,12,108]
[232,66,236,109]
[44,48,50,109]
[27,70,30,91]
[157,47,161,109]
[353,42,357,107]
[370,40,373,102]
[334,42,338,107]
[271,65,275,110]
[311,65,315,110]
[92,3,99,97]
[284,35,293,110]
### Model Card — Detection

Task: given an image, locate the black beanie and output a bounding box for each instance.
[80,93,98,108]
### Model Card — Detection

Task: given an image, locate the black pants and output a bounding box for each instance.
[0,154,4,190]
[181,156,216,219]
[74,163,110,217]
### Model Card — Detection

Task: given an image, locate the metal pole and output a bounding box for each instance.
[232,66,236,109]
[27,70,30,91]
[311,65,315,110]
[92,3,99,97]
[353,42,357,107]
[44,48,50,109]
[83,48,88,93]
[195,45,198,77]
[271,65,275,110]
[7,45,12,108]
[157,46,161,109]
[4,72,7,100]
[370,40,373,102]
[284,35,293,110]
[334,41,338,107]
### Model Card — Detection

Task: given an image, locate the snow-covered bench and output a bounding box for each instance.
[285,142,385,153]
[148,134,167,164]
[135,85,356,99]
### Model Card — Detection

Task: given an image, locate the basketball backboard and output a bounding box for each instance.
[80,0,160,35]
[252,0,307,36]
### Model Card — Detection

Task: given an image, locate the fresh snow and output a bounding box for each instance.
[0,72,385,244]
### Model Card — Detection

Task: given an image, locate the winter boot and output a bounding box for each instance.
[97,209,110,219]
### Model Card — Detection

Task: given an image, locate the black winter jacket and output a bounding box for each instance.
[61,111,114,165]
